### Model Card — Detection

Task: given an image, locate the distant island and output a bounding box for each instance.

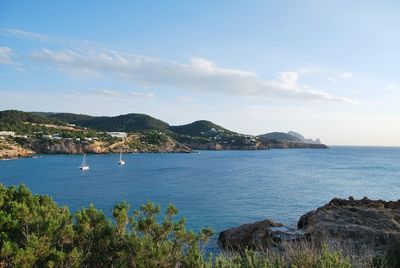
[0,110,328,159]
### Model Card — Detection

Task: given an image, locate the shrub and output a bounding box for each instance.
[0,184,213,267]
[0,184,390,268]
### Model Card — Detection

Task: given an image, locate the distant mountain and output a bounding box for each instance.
[287,131,305,140]
[258,131,322,145]
[0,110,327,150]
[288,131,321,144]
[257,132,301,143]
[170,120,235,137]
[41,113,170,132]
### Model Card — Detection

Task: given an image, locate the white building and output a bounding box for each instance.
[108,132,128,138]
[0,131,15,137]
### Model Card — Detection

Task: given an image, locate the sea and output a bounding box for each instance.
[1,146,400,251]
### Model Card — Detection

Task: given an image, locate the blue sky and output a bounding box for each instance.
[1,1,400,146]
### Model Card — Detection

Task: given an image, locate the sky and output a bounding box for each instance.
[0,1,400,146]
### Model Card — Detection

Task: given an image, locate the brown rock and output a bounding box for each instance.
[218,219,304,251]
[298,197,400,252]
[219,197,400,254]
[0,139,34,159]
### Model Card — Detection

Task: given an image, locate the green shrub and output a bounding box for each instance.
[0,184,386,268]
[0,184,212,267]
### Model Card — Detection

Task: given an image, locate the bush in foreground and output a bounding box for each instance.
[0,184,396,267]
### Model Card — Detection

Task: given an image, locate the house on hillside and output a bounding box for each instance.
[108,132,128,138]
[0,131,15,137]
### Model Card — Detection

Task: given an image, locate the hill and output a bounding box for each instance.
[170,120,235,137]
[0,110,328,155]
[0,110,65,134]
[42,113,170,132]
[257,132,301,142]
[288,131,321,144]
[0,110,61,125]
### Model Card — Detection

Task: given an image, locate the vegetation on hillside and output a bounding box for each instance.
[170,120,235,137]
[43,112,170,132]
[0,110,327,153]
[0,110,61,125]
[1,184,397,267]
[257,132,301,142]
[0,110,64,135]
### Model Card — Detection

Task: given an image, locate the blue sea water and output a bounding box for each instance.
[1,147,400,251]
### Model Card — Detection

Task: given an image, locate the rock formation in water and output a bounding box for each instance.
[219,197,400,253]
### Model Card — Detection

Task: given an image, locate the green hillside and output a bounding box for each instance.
[0,110,64,134]
[0,110,326,148]
[38,112,93,124]
[257,132,301,142]
[170,120,235,137]
[42,113,170,132]
[0,110,60,125]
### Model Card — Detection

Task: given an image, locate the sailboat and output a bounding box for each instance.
[80,154,89,170]
[118,150,125,165]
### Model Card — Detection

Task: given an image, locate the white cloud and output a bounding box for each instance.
[0,46,25,71]
[1,28,102,49]
[89,89,122,97]
[340,72,353,78]
[2,29,49,42]
[31,48,355,103]
[0,47,14,64]
[128,91,156,99]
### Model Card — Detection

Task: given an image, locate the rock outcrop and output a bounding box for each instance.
[219,219,305,251]
[1,134,192,159]
[219,197,400,253]
[28,136,192,154]
[298,197,400,252]
[0,139,34,159]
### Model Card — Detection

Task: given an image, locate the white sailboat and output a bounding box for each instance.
[80,154,90,170]
[118,150,125,165]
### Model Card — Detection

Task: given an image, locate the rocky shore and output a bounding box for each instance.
[182,140,328,150]
[28,135,192,154]
[219,197,400,254]
[0,139,35,160]
[0,135,192,160]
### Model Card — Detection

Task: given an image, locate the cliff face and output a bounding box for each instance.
[0,139,34,159]
[29,140,109,154]
[22,135,192,155]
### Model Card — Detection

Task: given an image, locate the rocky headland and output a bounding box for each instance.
[219,197,400,254]
[0,139,35,160]
[0,110,329,159]
[28,135,192,154]
[0,134,192,160]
